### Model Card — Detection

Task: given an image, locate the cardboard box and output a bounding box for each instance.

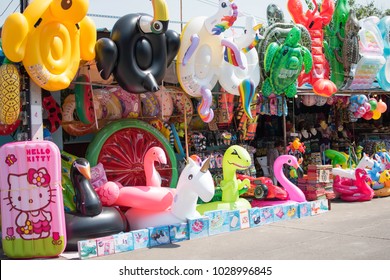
[169,223,189,243]
[248,207,262,227]
[188,217,210,240]
[96,236,115,257]
[113,232,134,253]
[298,202,312,218]
[78,239,98,260]
[148,226,171,247]
[259,206,274,224]
[204,210,230,235]
[239,209,250,229]
[227,210,241,231]
[311,199,329,215]
[131,229,149,249]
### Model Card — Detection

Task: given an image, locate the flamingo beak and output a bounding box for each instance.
[159,154,168,165]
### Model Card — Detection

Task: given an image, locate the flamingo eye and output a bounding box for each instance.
[288,160,292,164]
[188,174,193,180]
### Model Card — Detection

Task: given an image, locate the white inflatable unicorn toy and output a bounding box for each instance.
[176,0,255,122]
[219,15,262,118]
[332,153,375,180]
[125,157,215,230]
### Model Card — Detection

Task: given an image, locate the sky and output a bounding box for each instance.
[1,0,390,33]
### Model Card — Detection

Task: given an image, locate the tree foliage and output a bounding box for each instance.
[348,0,390,19]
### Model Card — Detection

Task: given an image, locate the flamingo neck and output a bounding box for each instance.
[144,159,161,187]
[274,162,306,202]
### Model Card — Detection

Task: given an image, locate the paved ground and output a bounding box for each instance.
[2,196,390,260]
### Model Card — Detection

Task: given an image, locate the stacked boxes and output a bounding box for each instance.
[299,165,335,201]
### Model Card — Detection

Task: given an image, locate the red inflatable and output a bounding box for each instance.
[287,0,337,97]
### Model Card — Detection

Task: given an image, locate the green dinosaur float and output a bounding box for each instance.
[197,145,252,214]
[324,0,350,89]
[261,26,313,98]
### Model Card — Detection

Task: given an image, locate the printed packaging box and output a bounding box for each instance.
[148,226,170,247]
[96,236,115,257]
[131,229,149,250]
[227,210,241,231]
[169,223,189,243]
[259,206,274,225]
[273,205,287,222]
[78,239,98,260]
[298,202,312,218]
[239,209,250,229]
[204,210,230,235]
[248,207,262,228]
[113,232,134,253]
[188,217,210,240]
[273,203,299,222]
[311,199,329,215]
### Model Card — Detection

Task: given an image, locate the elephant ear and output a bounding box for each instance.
[165,29,181,67]
[95,38,118,80]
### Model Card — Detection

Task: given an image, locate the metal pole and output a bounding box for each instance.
[180,0,183,32]
[282,95,287,152]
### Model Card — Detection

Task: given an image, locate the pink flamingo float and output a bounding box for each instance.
[125,157,214,230]
[96,147,174,211]
[333,168,374,202]
[251,155,306,208]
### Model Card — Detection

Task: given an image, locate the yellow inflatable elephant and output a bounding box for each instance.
[1,0,96,91]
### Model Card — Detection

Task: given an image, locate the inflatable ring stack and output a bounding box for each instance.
[62,94,99,136]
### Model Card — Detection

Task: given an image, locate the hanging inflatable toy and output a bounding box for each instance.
[153,86,174,122]
[266,4,285,26]
[347,16,386,90]
[110,87,141,119]
[61,94,99,136]
[262,26,313,98]
[287,0,337,97]
[196,145,252,214]
[1,0,96,91]
[258,7,312,90]
[177,0,248,123]
[74,74,95,125]
[92,88,122,120]
[219,15,261,119]
[168,86,194,124]
[377,16,390,91]
[42,89,61,133]
[95,0,180,93]
[333,10,361,90]
[0,58,20,125]
[324,0,350,89]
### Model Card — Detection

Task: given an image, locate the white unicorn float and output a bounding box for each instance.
[219,15,262,118]
[125,157,215,230]
[176,0,255,122]
[332,153,375,180]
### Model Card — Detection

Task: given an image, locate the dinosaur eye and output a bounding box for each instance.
[221,2,227,8]
[152,21,163,33]
[231,149,241,159]
[188,174,193,180]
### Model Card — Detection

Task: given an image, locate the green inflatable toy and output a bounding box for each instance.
[325,0,350,88]
[324,149,348,168]
[261,26,313,98]
[197,145,252,214]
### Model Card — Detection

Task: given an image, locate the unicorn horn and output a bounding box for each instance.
[200,157,211,173]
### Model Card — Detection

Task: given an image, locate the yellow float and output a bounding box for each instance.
[1,0,96,91]
[0,59,20,125]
